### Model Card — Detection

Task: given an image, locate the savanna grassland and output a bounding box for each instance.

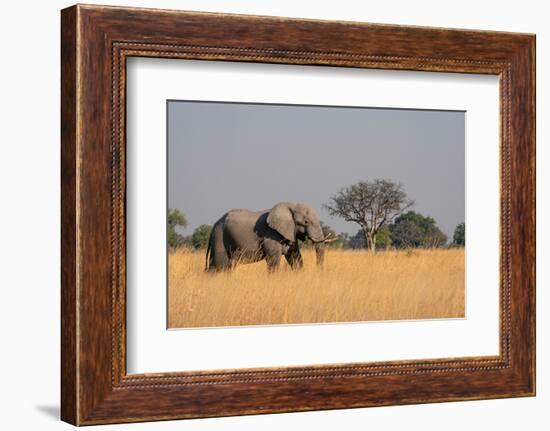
[168,248,465,328]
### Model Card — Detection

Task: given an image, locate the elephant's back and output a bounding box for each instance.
[223,209,265,245]
[224,208,264,223]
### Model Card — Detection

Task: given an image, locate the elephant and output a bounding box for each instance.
[205,202,328,272]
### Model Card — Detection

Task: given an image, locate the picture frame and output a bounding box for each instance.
[61,4,535,425]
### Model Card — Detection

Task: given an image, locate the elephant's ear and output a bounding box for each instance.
[267,203,295,242]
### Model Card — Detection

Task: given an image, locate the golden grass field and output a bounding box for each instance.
[168,248,464,328]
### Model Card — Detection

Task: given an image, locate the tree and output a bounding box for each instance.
[191,224,212,249]
[389,211,447,249]
[324,179,413,252]
[320,222,346,248]
[452,222,465,246]
[375,225,392,249]
[167,208,188,249]
[347,230,365,249]
[336,232,350,248]
[179,235,193,248]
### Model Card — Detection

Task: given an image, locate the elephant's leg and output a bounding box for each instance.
[207,223,231,272]
[284,242,303,270]
[207,248,231,272]
[265,253,282,272]
[261,238,283,272]
[213,248,231,271]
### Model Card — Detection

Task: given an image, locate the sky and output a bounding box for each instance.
[168,101,465,239]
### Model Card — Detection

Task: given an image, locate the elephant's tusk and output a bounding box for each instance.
[323,233,338,243]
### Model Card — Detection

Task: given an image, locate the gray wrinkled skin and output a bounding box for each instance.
[206,202,325,272]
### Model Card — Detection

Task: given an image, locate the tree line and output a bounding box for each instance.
[168,208,212,250]
[168,178,465,251]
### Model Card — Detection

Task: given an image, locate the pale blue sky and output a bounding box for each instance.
[168,101,464,238]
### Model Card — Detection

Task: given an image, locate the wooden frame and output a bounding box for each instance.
[61,4,535,425]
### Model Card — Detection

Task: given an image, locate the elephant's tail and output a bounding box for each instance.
[205,234,212,271]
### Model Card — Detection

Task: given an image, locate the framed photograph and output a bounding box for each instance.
[61,4,535,425]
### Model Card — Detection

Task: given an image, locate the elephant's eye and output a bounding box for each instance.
[303,219,309,225]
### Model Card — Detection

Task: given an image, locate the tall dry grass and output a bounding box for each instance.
[168,248,464,328]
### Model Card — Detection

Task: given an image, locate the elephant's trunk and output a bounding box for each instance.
[307,222,325,244]
[314,241,325,267]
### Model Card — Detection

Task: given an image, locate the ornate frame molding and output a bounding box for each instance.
[61,5,535,425]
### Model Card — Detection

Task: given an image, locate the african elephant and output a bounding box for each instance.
[205,202,327,272]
